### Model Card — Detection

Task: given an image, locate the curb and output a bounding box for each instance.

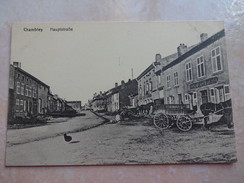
[90,110,110,122]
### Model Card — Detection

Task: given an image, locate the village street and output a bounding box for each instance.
[6,110,236,166]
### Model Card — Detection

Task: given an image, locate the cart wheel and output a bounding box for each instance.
[153,113,169,129]
[176,116,192,132]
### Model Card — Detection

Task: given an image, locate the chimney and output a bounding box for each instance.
[177,44,188,57]
[100,91,102,95]
[13,62,21,68]
[115,82,118,87]
[200,33,208,42]
[155,54,161,62]
[121,80,125,85]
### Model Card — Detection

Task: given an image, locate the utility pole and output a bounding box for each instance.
[131,68,133,79]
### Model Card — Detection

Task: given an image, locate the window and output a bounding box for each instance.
[210,88,216,103]
[224,85,230,100]
[33,87,36,98]
[167,97,170,104]
[212,47,222,72]
[143,83,146,95]
[157,74,161,84]
[29,86,32,97]
[146,82,149,93]
[197,56,205,77]
[17,82,21,94]
[21,83,24,95]
[149,81,152,91]
[185,94,189,103]
[16,99,19,105]
[185,63,192,81]
[166,75,171,88]
[25,85,28,96]
[23,100,26,112]
[193,92,197,106]
[20,100,23,111]
[139,86,142,96]
[174,72,178,86]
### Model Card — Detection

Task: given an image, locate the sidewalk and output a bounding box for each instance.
[91,111,116,122]
[7,111,106,146]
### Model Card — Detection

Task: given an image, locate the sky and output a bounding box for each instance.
[10,21,224,104]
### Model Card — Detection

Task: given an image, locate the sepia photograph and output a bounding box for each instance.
[6,21,237,166]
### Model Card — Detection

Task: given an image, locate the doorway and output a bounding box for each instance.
[200,90,208,104]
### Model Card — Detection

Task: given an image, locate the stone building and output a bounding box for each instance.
[8,62,49,119]
[104,79,138,113]
[52,94,66,113]
[47,90,54,113]
[91,92,107,112]
[106,86,120,113]
[37,78,49,115]
[66,101,82,112]
[136,64,156,107]
[154,29,231,113]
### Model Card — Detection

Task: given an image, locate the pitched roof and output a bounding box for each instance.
[162,29,225,72]
[13,66,50,88]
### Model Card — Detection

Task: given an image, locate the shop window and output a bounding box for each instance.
[193,92,197,106]
[185,63,192,81]
[197,55,205,78]
[224,85,230,101]
[212,47,223,73]
[210,88,216,103]
[185,94,189,104]
[167,97,170,104]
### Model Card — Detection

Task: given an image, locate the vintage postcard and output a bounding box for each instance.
[6,21,237,166]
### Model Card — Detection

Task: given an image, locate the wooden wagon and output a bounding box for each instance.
[153,100,232,132]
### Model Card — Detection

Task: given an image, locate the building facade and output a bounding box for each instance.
[154,29,231,114]
[91,92,107,112]
[66,101,82,112]
[9,62,49,119]
[107,79,138,112]
[137,64,156,106]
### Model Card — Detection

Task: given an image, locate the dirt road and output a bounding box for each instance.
[5,112,237,166]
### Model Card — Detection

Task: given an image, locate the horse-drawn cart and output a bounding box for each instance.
[153,101,231,132]
[153,104,197,131]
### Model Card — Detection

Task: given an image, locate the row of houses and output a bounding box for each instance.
[90,79,138,113]
[90,29,231,115]
[136,29,231,114]
[8,62,82,121]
